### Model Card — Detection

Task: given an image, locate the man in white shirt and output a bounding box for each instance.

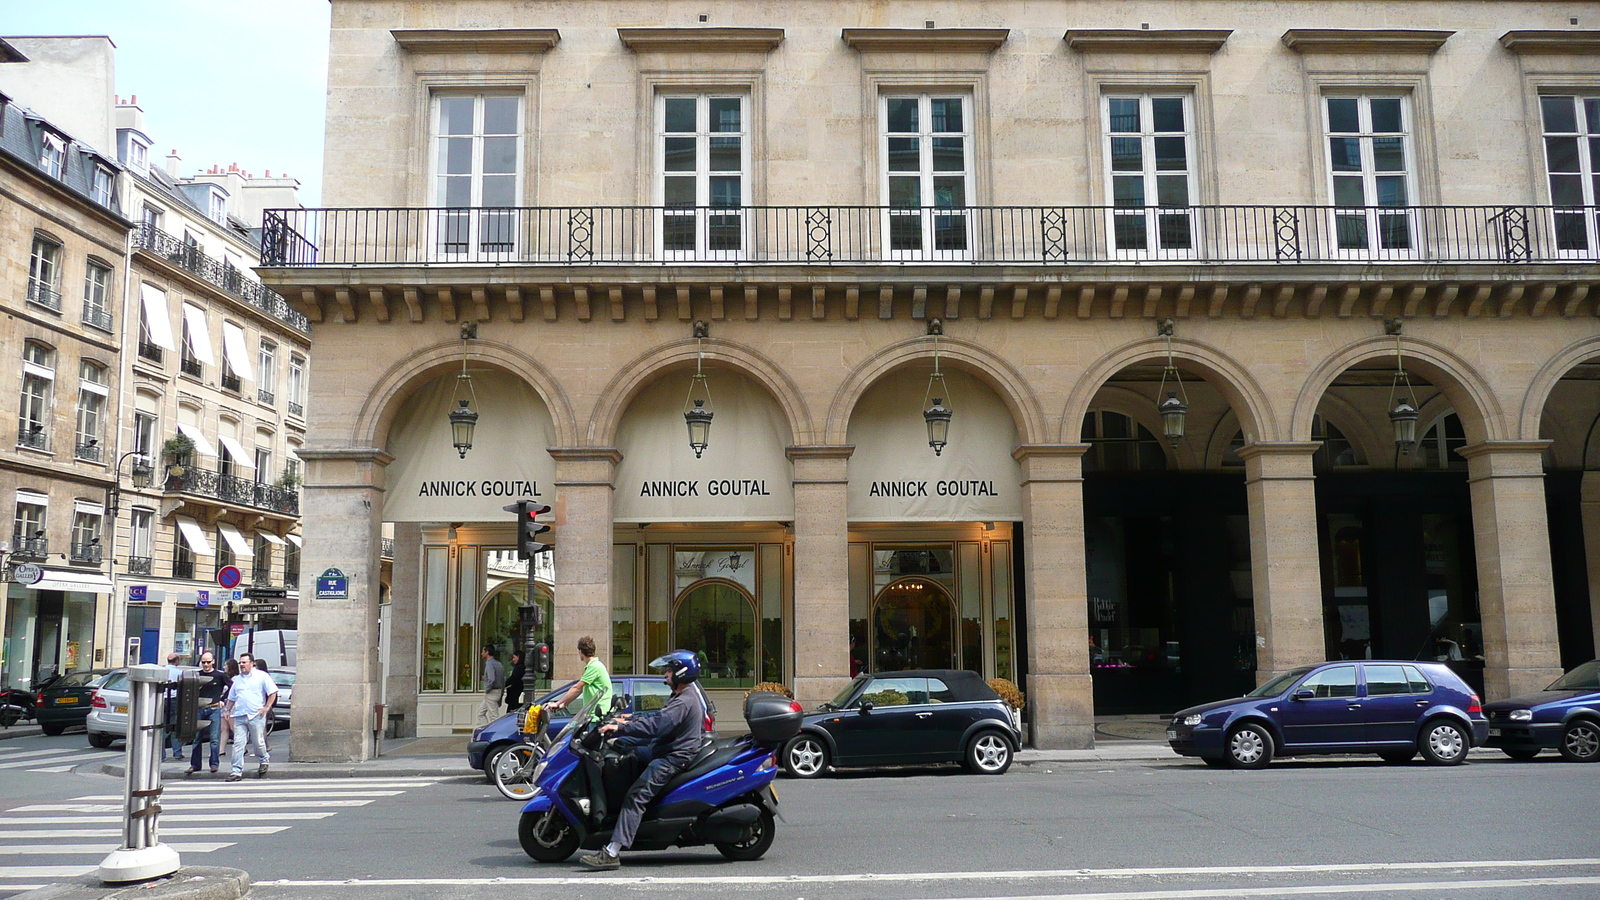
[223,653,277,782]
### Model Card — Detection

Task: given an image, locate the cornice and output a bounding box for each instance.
[617,27,784,54]
[786,445,856,461]
[841,28,1009,54]
[1499,31,1600,55]
[391,28,561,55]
[1282,29,1454,54]
[1065,29,1233,54]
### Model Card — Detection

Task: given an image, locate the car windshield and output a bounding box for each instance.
[1246,667,1312,698]
[826,675,869,709]
[1547,660,1600,691]
[99,672,127,691]
[271,672,296,687]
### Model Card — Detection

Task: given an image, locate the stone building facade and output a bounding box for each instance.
[261,1,1599,759]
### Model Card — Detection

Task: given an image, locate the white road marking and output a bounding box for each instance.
[24,765,77,773]
[0,866,95,878]
[0,748,79,760]
[0,813,336,825]
[0,752,118,770]
[0,826,286,838]
[912,877,1600,900]
[0,843,234,855]
[15,800,378,812]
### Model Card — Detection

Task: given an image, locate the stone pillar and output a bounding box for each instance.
[1236,443,1326,685]
[548,449,619,682]
[787,446,853,709]
[1582,472,1600,659]
[1015,445,1093,749]
[291,448,391,762]
[1458,441,1564,700]
[383,523,422,739]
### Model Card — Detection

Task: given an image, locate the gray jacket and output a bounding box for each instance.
[483,656,505,692]
[614,683,707,767]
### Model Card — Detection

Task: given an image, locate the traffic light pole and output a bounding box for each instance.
[503,499,554,679]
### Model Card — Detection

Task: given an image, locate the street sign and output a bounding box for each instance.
[316,567,349,600]
[129,585,147,602]
[229,623,247,636]
[13,563,42,586]
[196,590,210,609]
[217,566,242,589]
[239,603,282,615]
[243,587,288,599]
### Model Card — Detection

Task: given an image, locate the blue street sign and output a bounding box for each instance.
[316,567,349,600]
[196,590,210,609]
[129,585,147,602]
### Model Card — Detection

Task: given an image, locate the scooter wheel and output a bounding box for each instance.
[715,807,775,861]
[519,809,579,863]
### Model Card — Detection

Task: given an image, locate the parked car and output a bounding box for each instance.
[268,668,294,730]
[35,669,112,736]
[1166,660,1488,768]
[86,668,130,748]
[781,669,1020,778]
[1482,659,1600,762]
[468,675,676,779]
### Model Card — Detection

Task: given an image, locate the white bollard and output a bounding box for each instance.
[98,664,180,883]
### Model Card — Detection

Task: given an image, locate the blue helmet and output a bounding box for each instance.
[650,650,701,686]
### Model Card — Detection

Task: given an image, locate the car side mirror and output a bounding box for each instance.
[615,694,629,712]
[859,701,874,714]
[1291,689,1315,701]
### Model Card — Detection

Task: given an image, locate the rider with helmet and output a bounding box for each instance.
[579,650,708,870]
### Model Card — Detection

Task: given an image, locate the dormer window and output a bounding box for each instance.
[40,133,65,179]
[209,190,227,224]
[128,139,148,174]
[91,164,114,207]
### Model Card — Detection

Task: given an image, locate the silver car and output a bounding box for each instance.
[85,668,129,748]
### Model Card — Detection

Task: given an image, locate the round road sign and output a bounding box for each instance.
[217,565,242,589]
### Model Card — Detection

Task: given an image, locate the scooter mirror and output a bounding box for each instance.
[859,701,874,714]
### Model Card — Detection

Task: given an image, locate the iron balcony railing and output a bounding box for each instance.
[173,556,195,580]
[257,388,275,406]
[180,356,203,378]
[164,466,300,516]
[82,304,114,332]
[136,223,311,333]
[126,556,153,576]
[137,341,164,364]
[11,535,47,560]
[74,441,103,462]
[261,204,1600,267]
[287,401,304,418]
[221,372,241,393]
[251,564,273,586]
[26,279,62,311]
[70,542,102,565]
[17,424,48,452]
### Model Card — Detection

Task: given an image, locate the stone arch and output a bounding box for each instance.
[588,338,812,447]
[1293,336,1505,446]
[354,339,579,450]
[1307,392,1381,468]
[1082,385,1183,469]
[824,337,1046,446]
[1519,335,1600,442]
[1063,338,1277,445]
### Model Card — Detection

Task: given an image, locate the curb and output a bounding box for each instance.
[12,867,248,900]
[0,725,44,741]
[94,761,479,780]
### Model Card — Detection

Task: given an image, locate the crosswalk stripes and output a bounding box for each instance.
[0,743,120,773]
[0,775,441,896]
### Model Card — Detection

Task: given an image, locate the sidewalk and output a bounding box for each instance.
[94,735,481,780]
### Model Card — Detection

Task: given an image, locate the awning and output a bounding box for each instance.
[181,305,215,365]
[176,423,218,457]
[30,569,113,594]
[221,322,254,380]
[217,522,251,556]
[175,516,212,555]
[286,534,302,548]
[73,499,104,517]
[15,489,48,507]
[216,435,256,468]
[257,532,286,545]
[140,284,177,351]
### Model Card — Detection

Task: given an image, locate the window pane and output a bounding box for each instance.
[931,137,964,172]
[1328,137,1362,172]
[1154,136,1187,171]
[1332,175,1365,207]
[441,175,471,207]
[1156,174,1189,207]
[663,176,695,207]
[1375,175,1407,206]
[1304,665,1357,698]
[709,176,741,207]
[439,97,474,135]
[886,98,918,133]
[1549,174,1584,206]
[708,135,741,172]
[482,136,517,174]
[480,175,515,207]
[483,97,518,134]
[1372,137,1405,172]
[887,137,920,172]
[1546,136,1581,173]
[1365,664,1410,696]
[1403,665,1432,694]
[888,176,920,208]
[1108,98,1139,133]
[442,137,472,174]
[1151,98,1185,132]
[664,98,695,133]
[1110,137,1142,172]
[709,98,741,132]
[1541,95,1578,133]
[1369,98,1403,133]
[664,136,696,172]
[932,176,965,208]
[930,98,963,133]
[1327,98,1360,133]
[1587,98,1600,133]
[1112,176,1145,207]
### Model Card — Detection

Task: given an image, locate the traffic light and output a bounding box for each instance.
[529,641,553,676]
[502,500,552,560]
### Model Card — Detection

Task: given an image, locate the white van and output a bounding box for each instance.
[232,629,297,669]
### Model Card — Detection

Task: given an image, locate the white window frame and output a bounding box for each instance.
[14,501,46,543]
[128,138,149,175]
[19,342,55,449]
[655,93,751,261]
[91,164,114,207]
[288,354,306,414]
[76,361,107,455]
[258,340,278,400]
[28,235,62,305]
[1102,93,1198,259]
[130,507,154,559]
[1539,93,1600,257]
[429,91,524,260]
[879,93,974,262]
[208,190,227,224]
[83,259,113,327]
[40,133,64,178]
[1322,92,1419,258]
[133,411,158,461]
[71,509,102,558]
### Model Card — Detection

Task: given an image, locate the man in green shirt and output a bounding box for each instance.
[548,635,613,720]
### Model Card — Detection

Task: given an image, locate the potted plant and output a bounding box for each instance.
[275,469,302,490]
[161,434,195,477]
[988,677,1026,731]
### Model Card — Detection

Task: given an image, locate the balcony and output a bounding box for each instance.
[261,204,1600,268]
[126,556,153,576]
[251,565,273,586]
[137,341,164,364]
[70,542,103,565]
[221,372,241,393]
[136,223,311,333]
[287,401,304,418]
[26,279,62,312]
[164,466,300,516]
[180,356,203,378]
[17,425,48,452]
[82,304,114,332]
[257,388,275,405]
[173,557,195,580]
[74,441,103,462]
[11,535,47,560]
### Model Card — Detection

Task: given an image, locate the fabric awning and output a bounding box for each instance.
[216,435,256,468]
[221,322,254,380]
[176,423,218,457]
[73,500,104,516]
[31,569,113,594]
[15,489,48,506]
[257,532,286,545]
[216,522,252,556]
[175,516,212,555]
[139,284,177,351]
[181,305,215,365]
[286,534,302,548]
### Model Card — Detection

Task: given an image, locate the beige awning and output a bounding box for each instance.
[176,423,218,458]
[216,522,252,557]
[216,435,255,468]
[175,517,212,555]
[221,321,254,380]
[257,532,286,545]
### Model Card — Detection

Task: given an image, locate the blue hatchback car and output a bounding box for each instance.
[1166,660,1488,769]
[468,675,673,778]
[1482,659,1600,762]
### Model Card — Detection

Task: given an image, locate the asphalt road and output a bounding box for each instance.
[2,731,1598,900]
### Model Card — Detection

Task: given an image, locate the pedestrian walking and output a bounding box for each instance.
[186,652,229,775]
[477,645,505,726]
[504,651,526,709]
[223,653,277,782]
[164,653,184,760]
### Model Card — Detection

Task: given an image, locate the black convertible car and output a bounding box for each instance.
[781,669,1021,777]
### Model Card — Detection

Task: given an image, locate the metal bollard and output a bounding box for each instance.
[98,664,180,882]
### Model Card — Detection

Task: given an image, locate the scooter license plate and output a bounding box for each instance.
[769,786,778,803]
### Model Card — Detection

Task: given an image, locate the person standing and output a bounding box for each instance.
[186,653,229,775]
[504,651,526,710]
[164,653,184,760]
[547,636,613,721]
[223,653,277,782]
[477,645,505,726]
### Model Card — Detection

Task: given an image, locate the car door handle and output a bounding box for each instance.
[916,712,932,718]
[1346,703,1361,709]
[1416,700,1431,708]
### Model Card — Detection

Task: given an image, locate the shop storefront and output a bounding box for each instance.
[1,581,106,689]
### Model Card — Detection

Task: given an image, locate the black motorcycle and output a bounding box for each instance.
[0,686,36,728]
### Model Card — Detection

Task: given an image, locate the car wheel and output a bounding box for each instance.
[1225,723,1273,769]
[1559,719,1600,763]
[40,722,66,737]
[782,735,830,779]
[1201,756,1229,769]
[965,731,1012,775]
[714,807,776,861]
[87,732,114,749]
[518,809,579,863]
[1378,749,1415,764]
[1419,720,1468,765]
[482,743,512,784]
[494,745,543,801]
[1502,747,1541,761]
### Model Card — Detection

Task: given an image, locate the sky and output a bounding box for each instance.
[2,0,332,203]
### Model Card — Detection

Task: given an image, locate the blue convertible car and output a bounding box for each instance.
[1482,659,1600,762]
[468,674,673,778]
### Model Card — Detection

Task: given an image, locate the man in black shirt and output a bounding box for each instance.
[186,652,230,775]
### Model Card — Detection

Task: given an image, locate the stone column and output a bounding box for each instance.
[1458,441,1563,700]
[1236,443,1326,685]
[548,449,619,682]
[291,448,391,762]
[1015,445,1093,749]
[383,522,422,739]
[1582,472,1600,659]
[787,446,853,709]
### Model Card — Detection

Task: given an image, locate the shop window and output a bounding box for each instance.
[1418,412,1467,470]
[872,578,957,671]
[422,546,448,691]
[1422,513,1480,661]
[478,578,553,692]
[1082,410,1167,472]
[658,93,748,257]
[882,93,973,258]
[992,541,1014,681]
[613,544,636,677]
[456,546,480,692]
[674,581,757,688]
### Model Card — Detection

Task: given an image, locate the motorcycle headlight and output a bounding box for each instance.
[532,759,549,782]
[1183,714,1203,726]
[1508,709,1533,722]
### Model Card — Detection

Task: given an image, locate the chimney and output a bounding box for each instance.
[165,148,181,178]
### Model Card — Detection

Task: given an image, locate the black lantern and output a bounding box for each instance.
[1158,391,1189,447]
[684,399,713,458]
[924,398,953,455]
[683,322,714,457]
[1384,319,1419,456]
[1389,396,1419,454]
[130,457,153,490]
[449,399,479,459]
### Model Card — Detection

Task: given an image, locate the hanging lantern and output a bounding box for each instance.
[924,397,953,455]
[448,322,480,459]
[1389,396,1419,454]
[684,399,713,458]
[130,457,154,489]
[1158,391,1189,447]
[683,322,714,457]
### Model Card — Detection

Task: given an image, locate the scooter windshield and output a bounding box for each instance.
[551,694,598,745]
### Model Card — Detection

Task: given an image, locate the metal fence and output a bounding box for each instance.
[260,205,1600,267]
[136,224,311,333]
[165,467,300,517]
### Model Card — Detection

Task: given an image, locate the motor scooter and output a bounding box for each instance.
[516,690,802,863]
[0,685,36,728]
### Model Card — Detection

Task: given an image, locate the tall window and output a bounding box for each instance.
[216,527,234,571]
[13,499,47,555]
[28,235,62,309]
[252,535,272,584]
[180,307,206,377]
[140,203,162,231]
[128,139,149,174]
[82,260,113,330]
[658,94,748,257]
[1325,94,1415,253]
[208,191,227,224]
[173,524,195,579]
[257,341,277,404]
[91,164,114,207]
[287,354,306,416]
[1311,414,1360,471]
[19,342,55,451]
[39,133,64,178]
[133,411,158,463]
[882,94,972,258]
[1104,94,1195,255]
[129,508,154,573]
[254,446,272,483]
[432,93,521,255]
[70,507,102,563]
[1419,412,1467,471]
[1540,94,1600,253]
[75,361,107,461]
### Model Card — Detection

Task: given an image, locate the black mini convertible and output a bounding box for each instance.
[781,669,1021,777]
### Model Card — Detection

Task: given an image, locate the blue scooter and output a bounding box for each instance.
[517,691,802,863]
